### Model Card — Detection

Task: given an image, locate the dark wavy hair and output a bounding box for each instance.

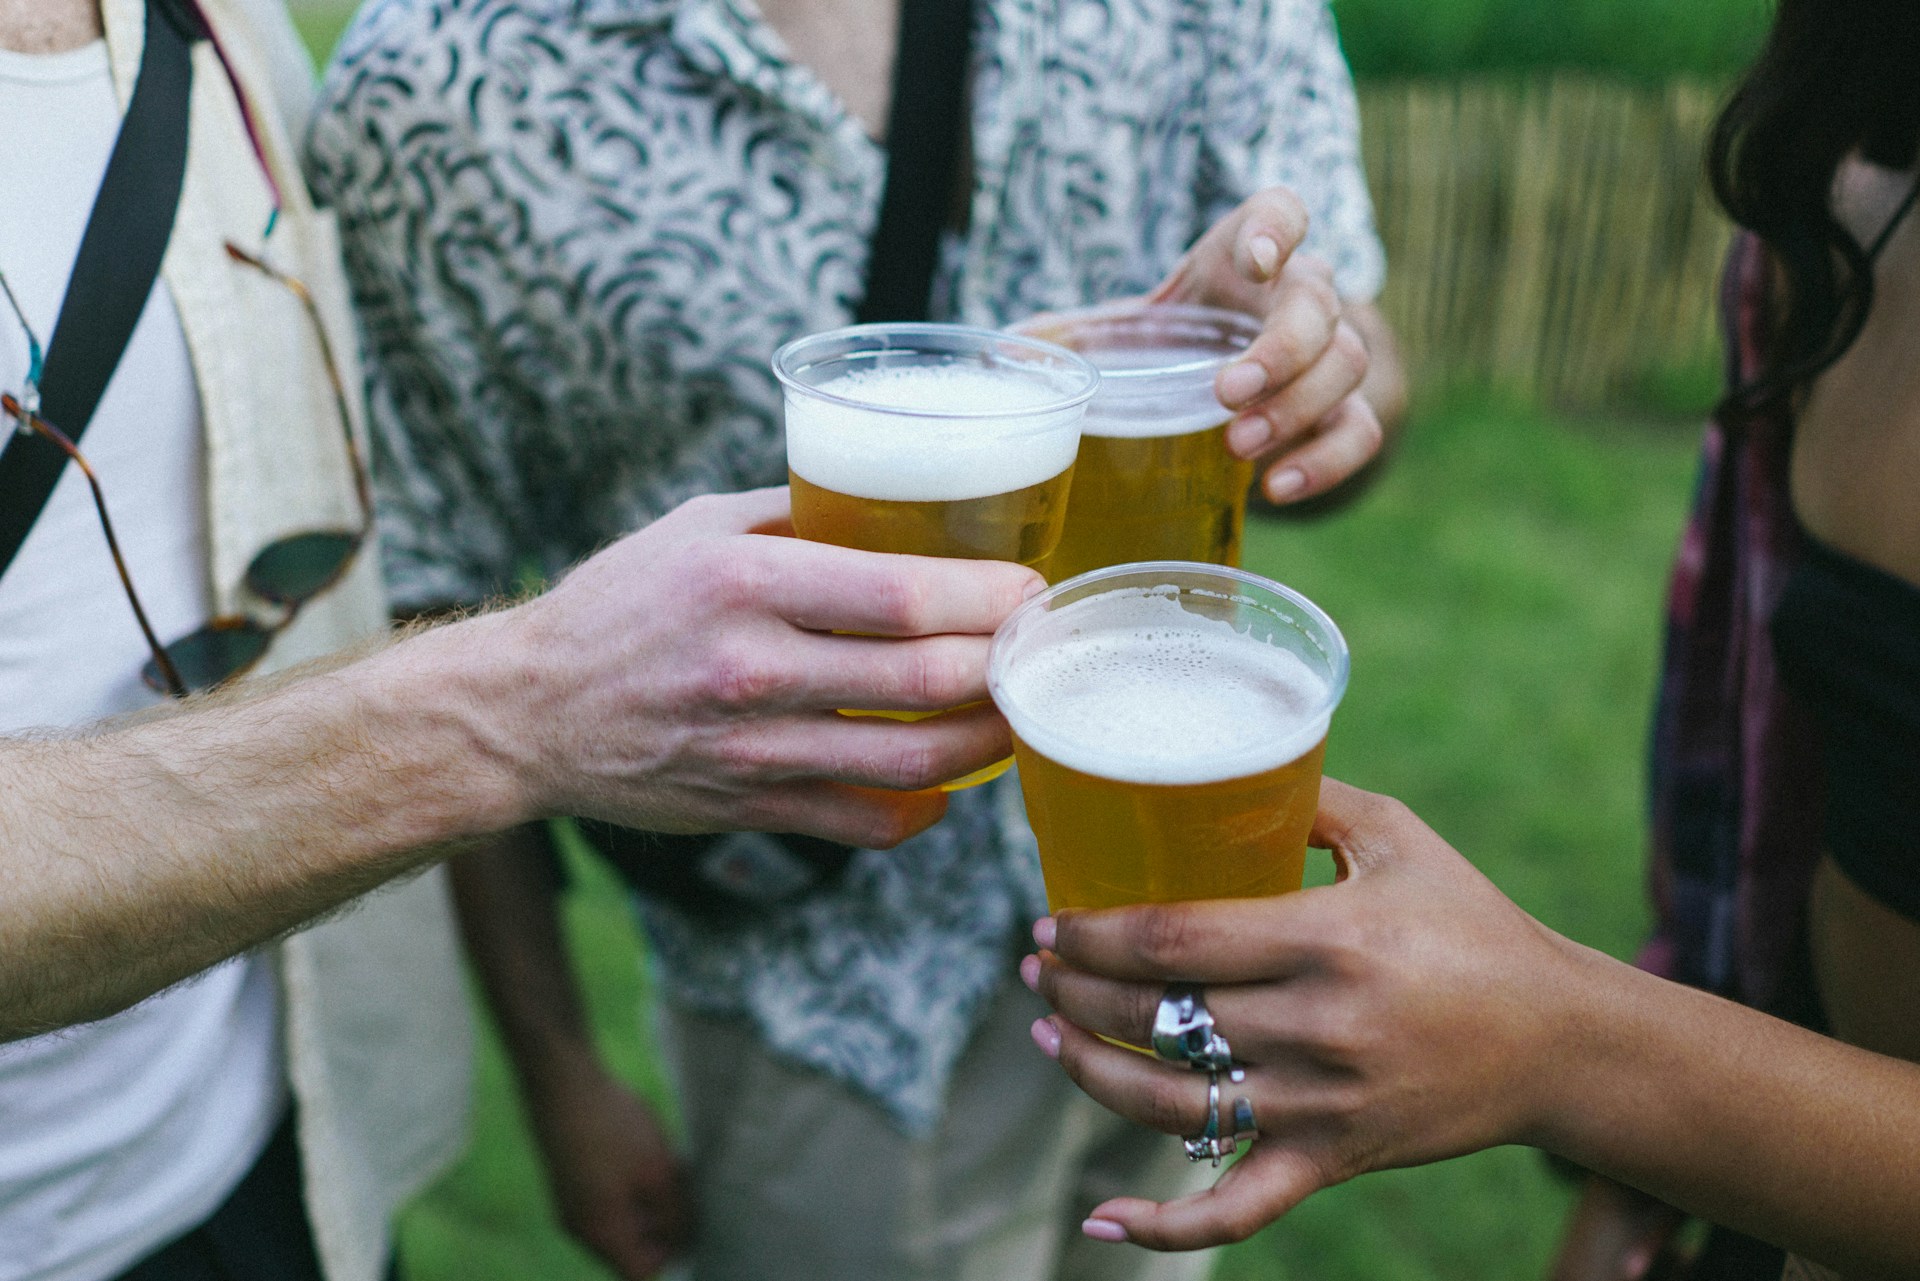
[1708,0,1920,416]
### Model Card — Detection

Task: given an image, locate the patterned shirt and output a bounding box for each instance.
[1643,233,1825,1026]
[308,0,1383,1132]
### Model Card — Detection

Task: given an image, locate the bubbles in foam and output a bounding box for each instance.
[785,364,1083,502]
[998,589,1331,785]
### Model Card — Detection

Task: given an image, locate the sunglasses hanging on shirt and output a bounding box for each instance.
[0,0,368,698]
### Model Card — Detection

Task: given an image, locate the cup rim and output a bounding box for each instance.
[1006,302,1261,386]
[988,560,1351,783]
[772,321,1100,423]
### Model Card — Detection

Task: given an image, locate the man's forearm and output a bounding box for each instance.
[0,616,529,1039]
[1542,945,1920,1279]
[0,488,1047,1041]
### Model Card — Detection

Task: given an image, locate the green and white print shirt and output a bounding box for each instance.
[307,0,1382,1132]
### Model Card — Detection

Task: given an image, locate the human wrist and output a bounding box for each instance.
[1520,937,1664,1163]
[518,1031,617,1102]
[355,609,549,842]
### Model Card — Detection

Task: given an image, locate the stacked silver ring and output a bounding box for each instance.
[1154,985,1260,1165]
[1150,983,1234,1070]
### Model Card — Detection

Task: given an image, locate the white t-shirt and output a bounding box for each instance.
[0,41,285,1281]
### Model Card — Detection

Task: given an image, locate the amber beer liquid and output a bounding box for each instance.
[989,563,1349,910]
[774,324,1097,788]
[1011,305,1260,583]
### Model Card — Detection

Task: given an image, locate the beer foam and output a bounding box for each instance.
[785,364,1083,502]
[997,589,1332,785]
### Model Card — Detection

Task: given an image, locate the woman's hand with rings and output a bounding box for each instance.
[1019,779,1590,1251]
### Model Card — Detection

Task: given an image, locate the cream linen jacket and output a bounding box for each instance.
[97,2,471,1277]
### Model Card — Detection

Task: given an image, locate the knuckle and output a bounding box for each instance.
[1135,905,1199,973]
[1349,411,1385,462]
[1302,272,1342,320]
[712,730,779,779]
[869,566,933,633]
[1329,326,1370,382]
[923,645,980,705]
[1258,187,1310,245]
[1146,1073,1201,1134]
[1266,322,1313,376]
[704,547,776,609]
[1130,983,1165,1040]
[878,736,946,791]
[700,642,791,711]
[858,803,922,850]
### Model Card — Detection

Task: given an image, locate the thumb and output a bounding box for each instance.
[1308,777,1413,881]
[1149,186,1309,303]
[1085,1143,1330,1251]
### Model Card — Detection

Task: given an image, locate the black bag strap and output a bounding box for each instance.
[0,0,198,583]
[854,0,974,323]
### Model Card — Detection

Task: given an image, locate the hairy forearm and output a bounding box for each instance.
[1540,945,1920,1278]
[0,616,530,1038]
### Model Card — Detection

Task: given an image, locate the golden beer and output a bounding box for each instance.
[989,563,1349,909]
[787,470,1072,567]
[1011,305,1260,583]
[775,324,1098,788]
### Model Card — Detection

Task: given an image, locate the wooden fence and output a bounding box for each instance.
[1358,76,1732,410]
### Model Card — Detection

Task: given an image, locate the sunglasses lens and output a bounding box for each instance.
[145,620,273,694]
[246,531,358,604]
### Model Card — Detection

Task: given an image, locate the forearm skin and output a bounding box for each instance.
[1537,942,1920,1279]
[0,614,534,1039]
[447,824,606,1101]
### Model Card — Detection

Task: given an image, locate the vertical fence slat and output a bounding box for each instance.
[1358,74,1731,412]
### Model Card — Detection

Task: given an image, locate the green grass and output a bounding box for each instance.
[1331,0,1771,82]
[393,398,1703,1281]
[292,0,1771,81]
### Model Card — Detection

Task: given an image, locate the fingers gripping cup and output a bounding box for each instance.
[1009,304,1261,582]
[988,563,1349,909]
[774,323,1099,789]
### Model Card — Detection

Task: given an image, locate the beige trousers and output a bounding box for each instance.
[662,980,1219,1281]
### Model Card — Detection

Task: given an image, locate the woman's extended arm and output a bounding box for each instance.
[1028,779,1920,1279]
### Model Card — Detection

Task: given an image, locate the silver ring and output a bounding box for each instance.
[1182,1069,1225,1165]
[1228,1067,1259,1151]
[1184,1068,1257,1166]
[1152,984,1233,1070]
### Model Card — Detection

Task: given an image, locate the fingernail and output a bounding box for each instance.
[1217,360,1268,408]
[1033,916,1057,950]
[1031,1016,1062,1059]
[1623,1245,1654,1278]
[1083,1218,1130,1243]
[1021,572,1049,600]
[1266,467,1306,501]
[1249,234,1281,278]
[1019,953,1041,992]
[1226,414,1272,457]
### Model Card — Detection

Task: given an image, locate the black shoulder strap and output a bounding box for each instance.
[854,0,973,323]
[0,0,197,582]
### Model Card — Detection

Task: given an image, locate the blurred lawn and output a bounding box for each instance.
[292,0,1770,81]
[393,398,1703,1281]
[1330,0,1769,82]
